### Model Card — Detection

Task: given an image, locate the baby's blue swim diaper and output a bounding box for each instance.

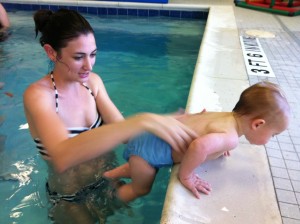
[123,132,173,168]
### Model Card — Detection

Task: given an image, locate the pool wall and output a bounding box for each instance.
[0,1,282,223]
[1,0,208,19]
[96,0,169,3]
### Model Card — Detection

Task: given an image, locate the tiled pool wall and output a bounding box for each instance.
[1,1,208,19]
[95,0,169,3]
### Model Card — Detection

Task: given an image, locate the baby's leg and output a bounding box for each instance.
[116,156,156,203]
[104,163,131,179]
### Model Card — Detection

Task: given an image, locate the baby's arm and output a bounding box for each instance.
[178,132,236,198]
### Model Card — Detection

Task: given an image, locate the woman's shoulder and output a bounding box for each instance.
[23,75,53,102]
[88,72,102,83]
[85,72,105,93]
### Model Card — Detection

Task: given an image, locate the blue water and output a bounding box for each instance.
[0,11,205,223]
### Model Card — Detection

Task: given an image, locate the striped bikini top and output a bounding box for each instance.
[34,71,103,159]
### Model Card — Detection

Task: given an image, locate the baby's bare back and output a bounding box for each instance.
[178,112,235,135]
[172,112,239,163]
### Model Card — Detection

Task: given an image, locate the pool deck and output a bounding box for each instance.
[162,1,300,224]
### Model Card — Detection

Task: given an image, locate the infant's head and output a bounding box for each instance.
[233,81,290,145]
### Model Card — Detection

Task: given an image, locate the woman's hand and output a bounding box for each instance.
[179,172,211,199]
[136,113,198,154]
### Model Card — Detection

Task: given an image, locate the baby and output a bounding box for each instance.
[104,81,290,202]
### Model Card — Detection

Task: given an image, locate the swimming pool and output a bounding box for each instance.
[0,9,205,223]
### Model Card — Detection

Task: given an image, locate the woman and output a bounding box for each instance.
[23,9,196,223]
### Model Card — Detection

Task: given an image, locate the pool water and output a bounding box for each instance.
[0,10,205,223]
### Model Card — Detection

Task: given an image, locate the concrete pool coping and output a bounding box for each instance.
[1,1,282,223]
[162,5,281,224]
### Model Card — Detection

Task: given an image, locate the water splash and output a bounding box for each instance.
[1,160,34,187]
[18,123,29,130]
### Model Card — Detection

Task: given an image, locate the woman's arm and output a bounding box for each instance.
[24,84,197,173]
[90,73,124,124]
[54,113,197,172]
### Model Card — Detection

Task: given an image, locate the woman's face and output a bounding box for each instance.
[56,33,97,83]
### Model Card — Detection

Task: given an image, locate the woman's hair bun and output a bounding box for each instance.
[33,9,53,37]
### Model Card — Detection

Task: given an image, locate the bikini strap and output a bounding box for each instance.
[50,72,95,113]
[50,71,59,113]
[82,83,95,97]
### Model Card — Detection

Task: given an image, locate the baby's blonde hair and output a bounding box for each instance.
[233,81,290,124]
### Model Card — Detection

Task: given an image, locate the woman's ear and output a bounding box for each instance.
[43,44,57,62]
[251,119,265,130]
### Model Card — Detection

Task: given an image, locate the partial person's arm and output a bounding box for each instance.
[0,4,10,29]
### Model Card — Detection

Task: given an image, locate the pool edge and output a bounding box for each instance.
[161,5,282,224]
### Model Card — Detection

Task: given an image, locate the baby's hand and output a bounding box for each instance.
[179,172,211,199]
